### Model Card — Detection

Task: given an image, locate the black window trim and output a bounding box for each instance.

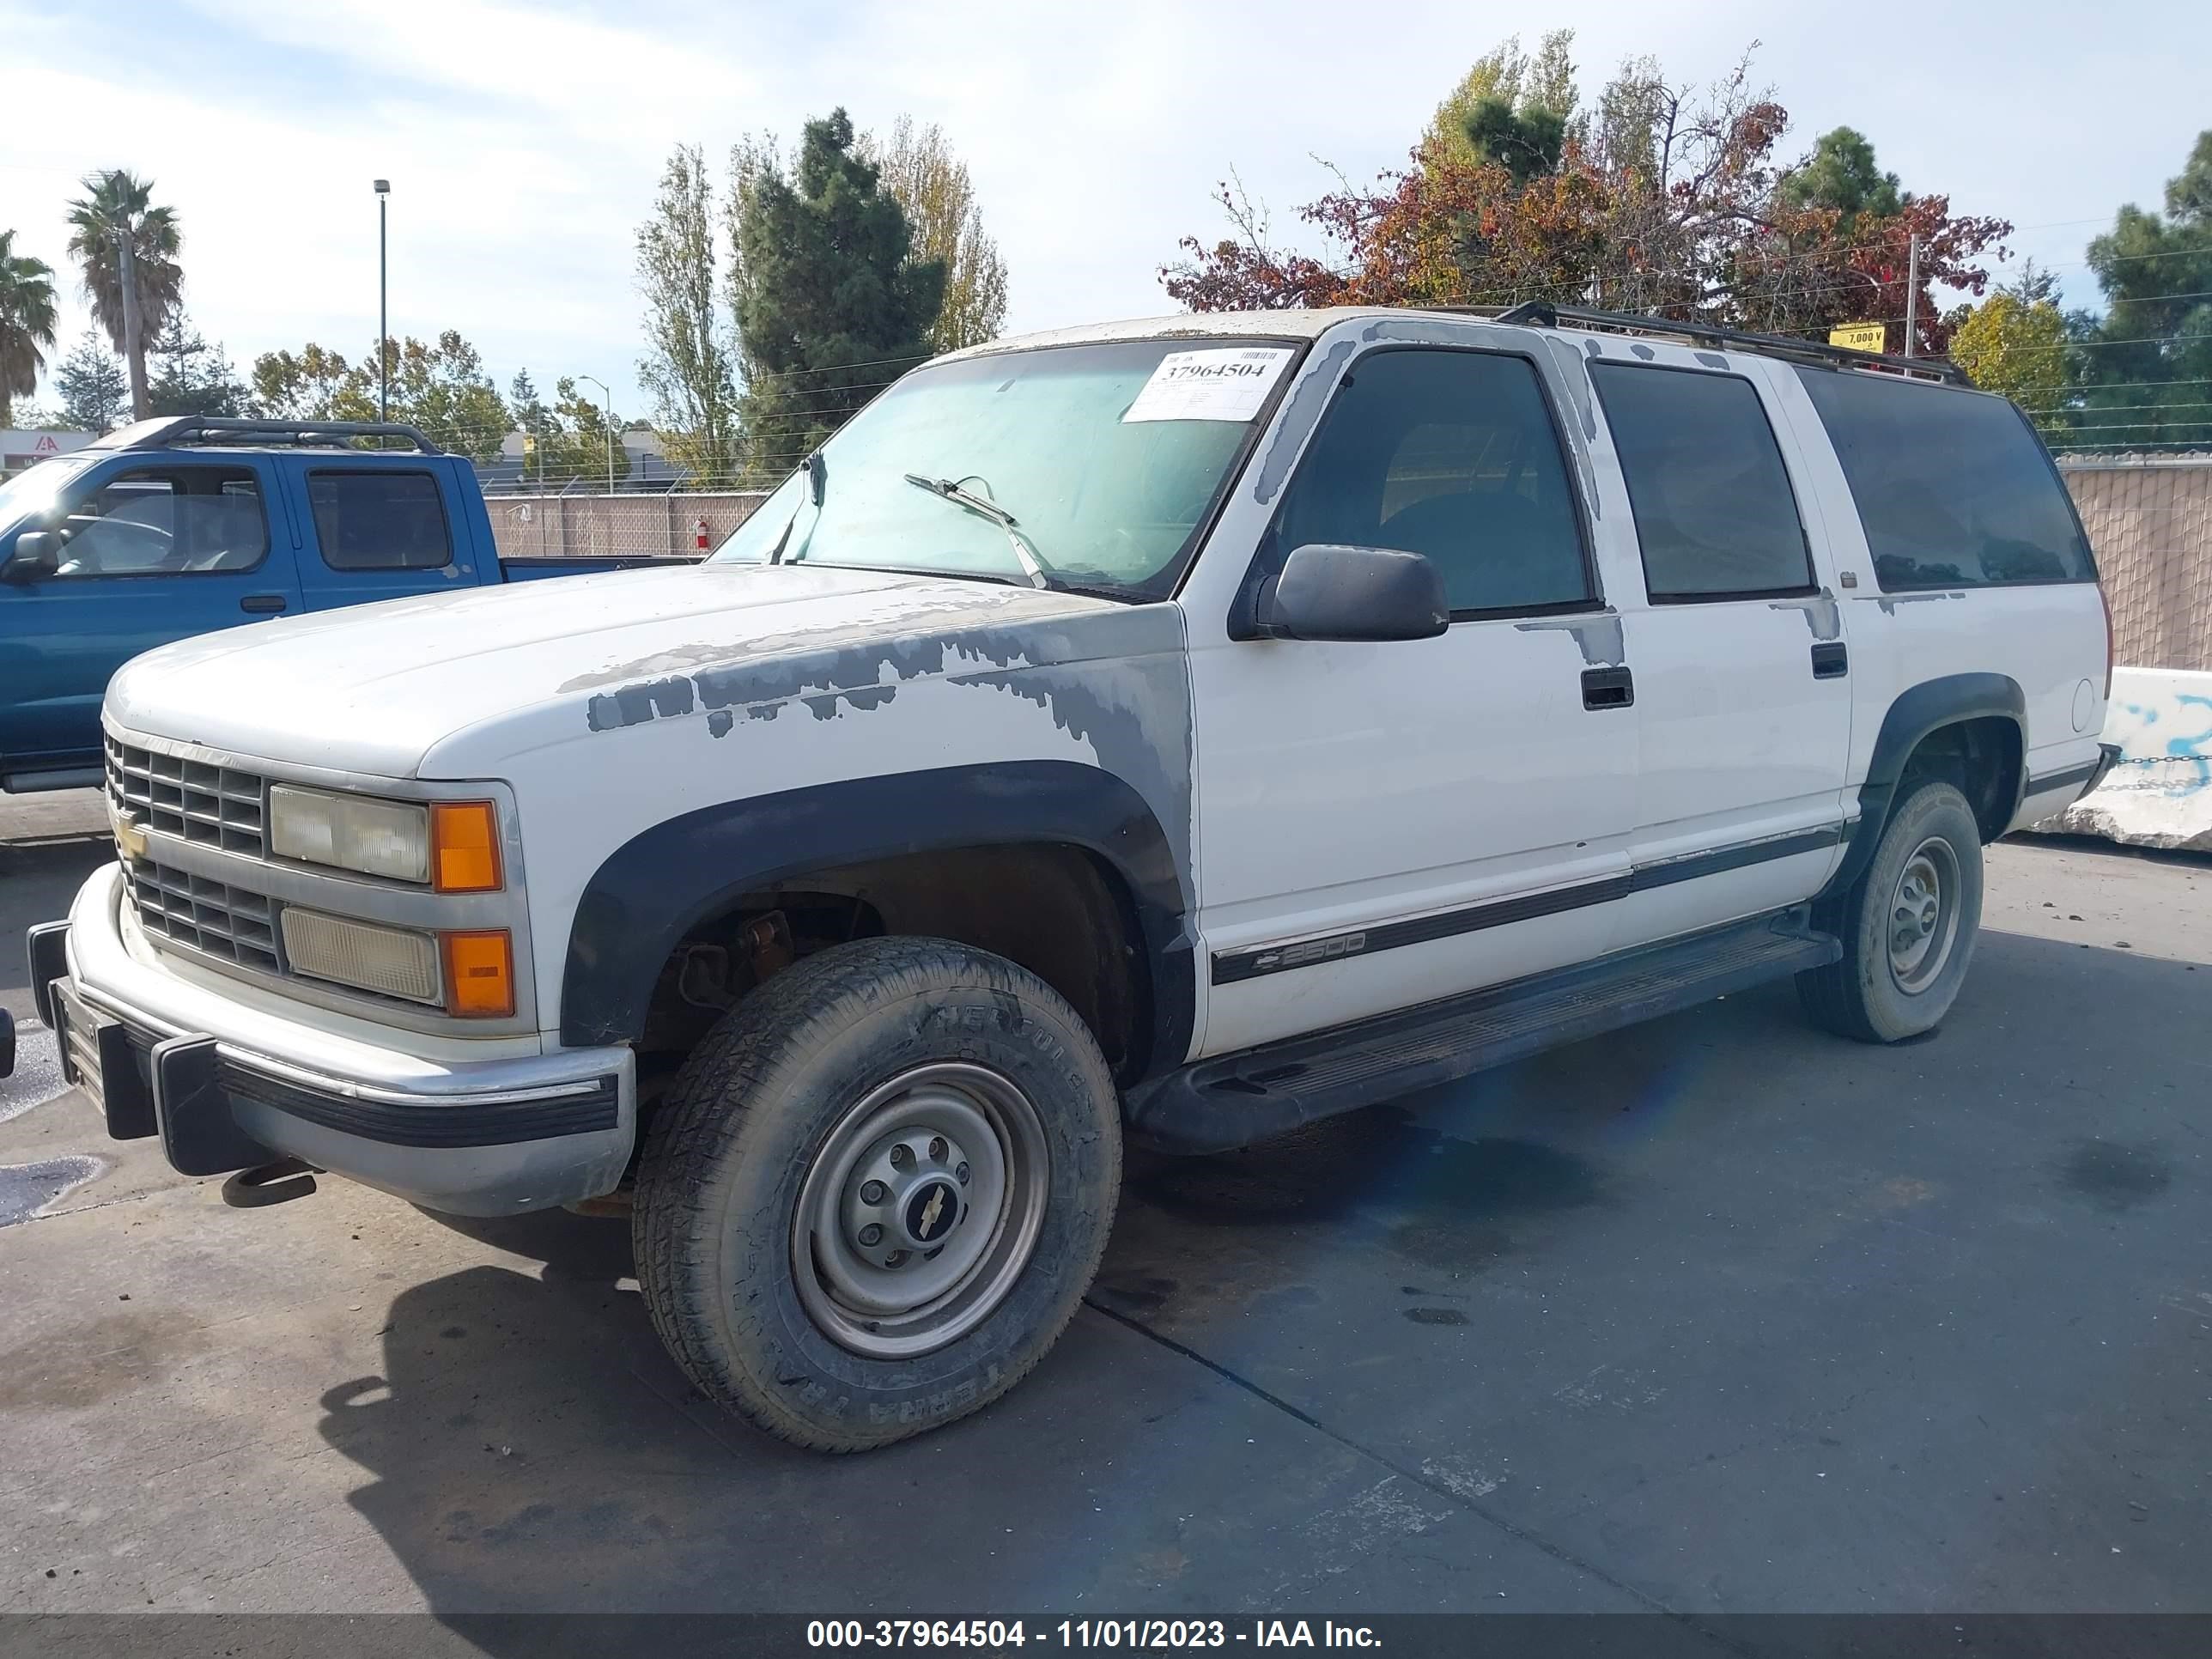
[1792,364,2101,592]
[40,460,274,582]
[1238,340,1607,631]
[306,465,457,574]
[1589,357,1820,605]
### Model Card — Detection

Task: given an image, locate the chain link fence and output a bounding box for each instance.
[482,490,772,562]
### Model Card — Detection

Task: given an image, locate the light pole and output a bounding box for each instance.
[373,179,391,422]
[580,375,616,494]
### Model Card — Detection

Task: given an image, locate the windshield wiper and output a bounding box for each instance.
[902,473,1051,590]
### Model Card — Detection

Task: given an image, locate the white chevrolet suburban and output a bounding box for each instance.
[17,303,2116,1450]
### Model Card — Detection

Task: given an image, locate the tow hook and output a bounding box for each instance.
[221,1157,319,1208]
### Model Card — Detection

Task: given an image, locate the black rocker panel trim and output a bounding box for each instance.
[1212,823,1846,985]
[560,761,1196,1082]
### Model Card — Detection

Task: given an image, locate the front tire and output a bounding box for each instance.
[632,937,1121,1451]
[1798,779,1985,1043]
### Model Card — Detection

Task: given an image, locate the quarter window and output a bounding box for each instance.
[308,470,453,570]
[1273,349,1593,615]
[1590,364,1814,601]
[1793,367,2094,589]
[48,466,268,579]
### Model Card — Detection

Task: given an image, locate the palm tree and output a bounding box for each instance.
[64,170,182,423]
[0,229,59,428]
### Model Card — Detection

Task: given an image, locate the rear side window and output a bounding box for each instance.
[1591,364,1814,601]
[308,470,453,570]
[1273,349,1592,615]
[1794,368,2094,590]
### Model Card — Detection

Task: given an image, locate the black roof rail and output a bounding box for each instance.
[98,416,445,455]
[1492,301,1969,386]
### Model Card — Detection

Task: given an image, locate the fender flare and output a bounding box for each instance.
[557,759,1196,1078]
[1823,672,2026,902]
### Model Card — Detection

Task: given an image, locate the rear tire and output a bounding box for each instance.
[1798,779,1984,1043]
[632,936,1121,1451]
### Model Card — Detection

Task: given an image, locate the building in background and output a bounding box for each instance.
[1,429,94,477]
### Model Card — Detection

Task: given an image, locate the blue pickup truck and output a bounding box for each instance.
[0,416,679,793]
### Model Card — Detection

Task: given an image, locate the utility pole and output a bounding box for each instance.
[374,179,392,422]
[1903,234,1921,359]
[580,375,616,494]
[116,231,148,422]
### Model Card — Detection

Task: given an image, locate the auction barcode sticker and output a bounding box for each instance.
[1121,347,1296,423]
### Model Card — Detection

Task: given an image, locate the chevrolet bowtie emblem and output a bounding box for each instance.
[918,1187,947,1237]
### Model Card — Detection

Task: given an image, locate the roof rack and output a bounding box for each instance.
[1492,301,1969,386]
[97,416,445,455]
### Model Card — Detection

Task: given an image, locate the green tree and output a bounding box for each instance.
[53,331,128,433]
[1,229,59,427]
[1950,290,2069,437]
[64,170,183,422]
[1420,30,1578,170]
[859,117,1009,351]
[509,368,631,485]
[733,109,946,476]
[1778,127,1905,228]
[636,143,739,482]
[146,307,246,417]
[2073,131,2212,453]
[249,343,366,422]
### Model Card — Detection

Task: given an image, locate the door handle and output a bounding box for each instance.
[1811,641,1848,679]
[1581,665,1634,710]
[240,593,288,615]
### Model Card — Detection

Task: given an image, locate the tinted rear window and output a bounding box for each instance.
[308,470,453,570]
[1793,368,2094,590]
[1589,364,1814,600]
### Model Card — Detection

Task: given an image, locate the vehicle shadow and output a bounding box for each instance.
[310,924,2208,1627]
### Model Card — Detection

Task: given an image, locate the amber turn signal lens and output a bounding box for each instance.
[431,801,502,892]
[441,929,515,1018]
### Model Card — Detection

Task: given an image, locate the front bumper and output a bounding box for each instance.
[31,864,634,1215]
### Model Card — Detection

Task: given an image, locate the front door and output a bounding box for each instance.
[0,456,299,779]
[1189,342,1641,1058]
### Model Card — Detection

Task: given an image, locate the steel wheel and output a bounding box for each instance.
[791,1060,1050,1359]
[1887,836,1961,994]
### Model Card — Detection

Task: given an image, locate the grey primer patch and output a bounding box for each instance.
[1582,338,1602,358]
[942,606,1197,896]
[0,1155,104,1229]
[706,709,734,738]
[1536,337,1601,515]
[1630,343,1656,361]
[585,676,695,733]
[1255,339,1354,503]
[1871,591,1966,616]
[1516,610,1625,666]
[1771,591,1843,640]
[1694,351,1730,370]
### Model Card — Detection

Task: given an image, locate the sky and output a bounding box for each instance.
[3,0,2208,426]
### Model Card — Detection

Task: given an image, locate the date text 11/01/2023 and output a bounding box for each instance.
[806,1620,1382,1649]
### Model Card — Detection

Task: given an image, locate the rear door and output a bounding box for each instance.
[295,458,477,610]
[0,454,299,777]
[1586,349,1856,948]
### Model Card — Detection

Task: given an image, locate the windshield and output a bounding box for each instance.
[0,455,94,532]
[711,337,1299,598]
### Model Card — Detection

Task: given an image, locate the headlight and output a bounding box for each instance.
[270,786,429,883]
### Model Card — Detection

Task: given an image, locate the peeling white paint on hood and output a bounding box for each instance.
[105,562,1115,781]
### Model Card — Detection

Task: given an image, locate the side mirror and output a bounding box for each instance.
[1254,544,1449,643]
[1,530,62,584]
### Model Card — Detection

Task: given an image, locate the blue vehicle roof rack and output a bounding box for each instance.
[93,416,444,455]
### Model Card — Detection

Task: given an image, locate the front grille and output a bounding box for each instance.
[125,854,282,974]
[105,735,268,857]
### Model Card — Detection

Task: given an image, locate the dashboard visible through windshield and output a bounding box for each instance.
[712,337,1303,599]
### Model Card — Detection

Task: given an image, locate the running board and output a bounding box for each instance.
[1125,914,1841,1154]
